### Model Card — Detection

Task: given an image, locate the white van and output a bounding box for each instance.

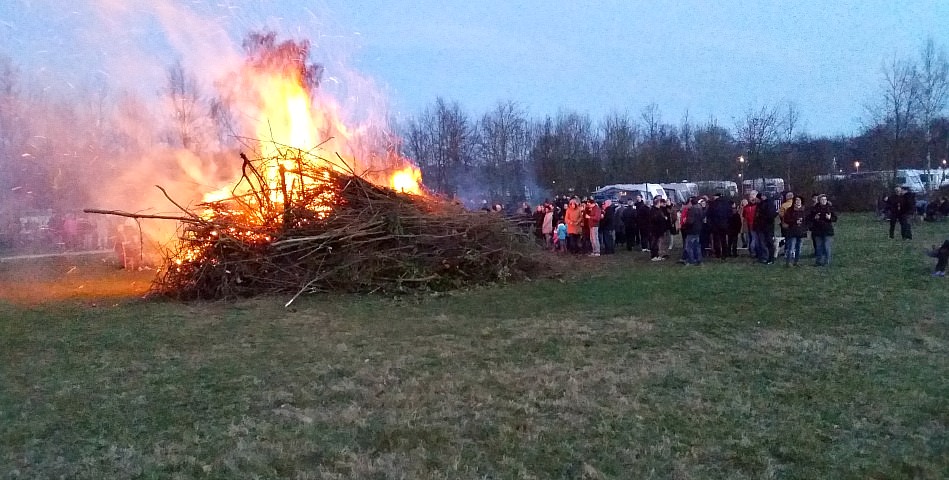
[696,180,740,198]
[661,182,698,204]
[843,170,925,194]
[592,183,665,204]
[902,169,943,192]
[741,178,785,196]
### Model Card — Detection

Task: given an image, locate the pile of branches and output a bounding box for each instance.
[102,150,542,301]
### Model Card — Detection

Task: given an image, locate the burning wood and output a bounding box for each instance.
[88,147,540,302]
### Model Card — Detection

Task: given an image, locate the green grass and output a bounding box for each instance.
[1,215,947,479]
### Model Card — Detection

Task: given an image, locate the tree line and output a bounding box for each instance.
[0,38,946,215]
[403,39,949,206]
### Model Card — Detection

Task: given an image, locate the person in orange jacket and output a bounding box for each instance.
[564,198,584,254]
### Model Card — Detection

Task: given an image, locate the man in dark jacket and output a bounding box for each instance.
[634,196,651,252]
[682,197,705,265]
[897,186,915,240]
[810,194,838,266]
[622,201,638,251]
[753,192,777,264]
[706,192,733,259]
[599,200,616,254]
[648,198,669,260]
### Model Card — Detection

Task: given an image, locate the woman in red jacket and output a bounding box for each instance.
[742,196,757,258]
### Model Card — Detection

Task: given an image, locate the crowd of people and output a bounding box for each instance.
[520,185,949,276]
[525,188,844,267]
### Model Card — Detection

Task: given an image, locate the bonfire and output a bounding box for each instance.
[86,33,541,302]
[133,149,539,301]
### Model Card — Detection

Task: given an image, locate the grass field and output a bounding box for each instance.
[1,215,947,479]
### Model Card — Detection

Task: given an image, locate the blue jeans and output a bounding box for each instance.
[685,234,702,264]
[749,231,759,257]
[756,230,775,262]
[814,235,832,266]
[784,237,802,264]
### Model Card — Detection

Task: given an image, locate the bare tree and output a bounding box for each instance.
[869,56,918,173]
[477,101,532,202]
[734,105,781,180]
[403,98,473,197]
[914,38,949,177]
[598,111,638,181]
[693,119,736,180]
[782,102,800,187]
[678,112,696,180]
[164,61,206,153]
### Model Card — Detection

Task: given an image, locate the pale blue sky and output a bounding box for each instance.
[1,0,947,137]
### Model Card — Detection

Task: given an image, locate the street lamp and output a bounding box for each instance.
[943,159,947,169]
[738,156,745,193]
[854,161,860,173]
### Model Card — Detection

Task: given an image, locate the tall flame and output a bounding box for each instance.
[202,37,424,207]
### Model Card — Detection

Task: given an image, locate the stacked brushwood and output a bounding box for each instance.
[139,151,541,300]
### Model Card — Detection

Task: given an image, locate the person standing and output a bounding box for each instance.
[707,192,731,259]
[565,198,583,254]
[753,192,777,264]
[541,206,554,250]
[886,187,901,239]
[622,201,638,251]
[648,198,670,261]
[634,195,651,252]
[585,198,602,256]
[728,202,743,257]
[810,194,838,267]
[782,197,807,266]
[599,200,616,254]
[742,194,758,258]
[737,198,750,250]
[807,193,819,256]
[898,186,915,240]
[682,197,705,265]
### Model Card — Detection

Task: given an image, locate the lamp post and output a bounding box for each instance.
[854,161,860,173]
[738,155,745,193]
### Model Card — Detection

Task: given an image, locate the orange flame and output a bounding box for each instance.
[389,166,423,195]
[201,42,424,207]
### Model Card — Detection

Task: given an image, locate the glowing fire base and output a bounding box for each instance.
[153,150,540,301]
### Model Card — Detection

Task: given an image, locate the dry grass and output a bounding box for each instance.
[1,215,947,479]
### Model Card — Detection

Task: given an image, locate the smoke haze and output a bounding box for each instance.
[0,1,401,256]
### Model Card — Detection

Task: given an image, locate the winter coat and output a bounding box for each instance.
[728,211,743,236]
[899,192,917,217]
[541,211,554,235]
[650,206,669,236]
[621,205,637,229]
[809,203,837,237]
[753,199,777,233]
[778,199,793,227]
[683,206,705,235]
[634,201,650,224]
[783,206,807,238]
[742,204,756,232]
[565,204,583,235]
[600,205,615,231]
[707,197,732,228]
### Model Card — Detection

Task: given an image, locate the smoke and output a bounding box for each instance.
[0,1,406,261]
